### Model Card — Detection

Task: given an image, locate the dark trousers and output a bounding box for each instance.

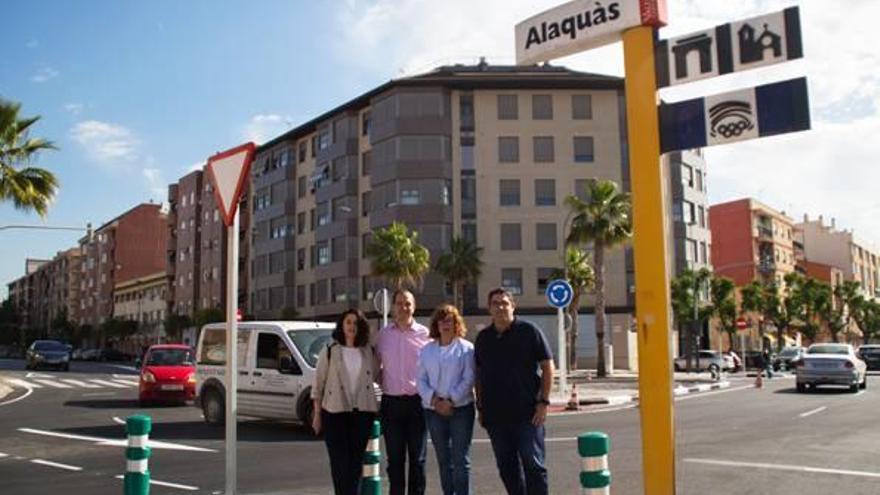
[322,409,376,495]
[381,395,427,495]
[486,421,548,495]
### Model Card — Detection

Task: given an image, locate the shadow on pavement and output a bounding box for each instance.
[774,386,862,395]
[62,399,187,409]
[55,419,319,443]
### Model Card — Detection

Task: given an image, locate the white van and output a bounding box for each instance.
[195,320,334,430]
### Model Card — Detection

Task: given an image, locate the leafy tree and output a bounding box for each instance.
[762,273,804,351]
[100,318,139,342]
[49,310,77,344]
[0,299,21,346]
[853,299,880,344]
[790,276,827,344]
[550,246,595,370]
[163,314,193,342]
[564,179,632,377]
[435,236,484,309]
[0,99,59,216]
[818,281,862,343]
[193,308,224,328]
[740,280,767,348]
[710,276,738,352]
[670,268,713,371]
[366,222,431,291]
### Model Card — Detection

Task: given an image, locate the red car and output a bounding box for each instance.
[138,344,196,406]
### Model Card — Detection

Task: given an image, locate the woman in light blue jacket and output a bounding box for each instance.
[417,304,475,495]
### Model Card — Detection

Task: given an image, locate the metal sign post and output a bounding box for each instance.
[546,279,574,396]
[373,288,390,328]
[205,142,255,495]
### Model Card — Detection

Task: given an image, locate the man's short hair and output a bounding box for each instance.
[486,287,515,305]
[392,288,414,304]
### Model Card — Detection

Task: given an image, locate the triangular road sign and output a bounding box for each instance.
[205,142,256,227]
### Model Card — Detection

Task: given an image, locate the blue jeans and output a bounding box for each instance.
[486,421,547,495]
[425,403,475,495]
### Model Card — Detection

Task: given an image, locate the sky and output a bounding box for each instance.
[1,0,878,298]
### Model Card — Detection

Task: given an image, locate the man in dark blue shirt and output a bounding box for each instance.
[475,288,554,495]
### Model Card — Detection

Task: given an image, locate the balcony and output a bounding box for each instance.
[756,225,773,240]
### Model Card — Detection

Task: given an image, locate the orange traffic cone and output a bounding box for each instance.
[566,386,580,411]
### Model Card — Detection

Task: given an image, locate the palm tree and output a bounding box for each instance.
[670,268,713,371]
[564,179,632,377]
[551,246,595,370]
[365,222,431,291]
[434,236,483,309]
[0,99,59,217]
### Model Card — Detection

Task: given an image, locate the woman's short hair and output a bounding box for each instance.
[332,309,371,347]
[428,304,468,340]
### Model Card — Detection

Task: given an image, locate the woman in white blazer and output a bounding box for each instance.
[417,304,476,495]
[311,309,380,495]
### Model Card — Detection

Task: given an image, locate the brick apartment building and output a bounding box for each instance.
[6,251,82,336]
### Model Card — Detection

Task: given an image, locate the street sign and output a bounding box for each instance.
[659,77,810,153]
[515,0,666,65]
[546,279,574,308]
[655,7,802,88]
[205,142,256,227]
[736,317,748,330]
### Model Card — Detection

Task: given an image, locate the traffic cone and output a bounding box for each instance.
[566,385,580,411]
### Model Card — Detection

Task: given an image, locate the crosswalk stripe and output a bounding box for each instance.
[111,380,138,387]
[59,379,101,389]
[32,379,73,389]
[88,379,129,389]
[5,378,42,389]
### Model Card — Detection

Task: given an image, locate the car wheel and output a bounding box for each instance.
[202,389,225,426]
[850,383,859,393]
[708,363,720,376]
[860,375,867,390]
[796,383,806,393]
[62,363,70,372]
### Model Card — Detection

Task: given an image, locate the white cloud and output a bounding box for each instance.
[333,0,880,246]
[31,66,59,83]
[63,103,84,115]
[142,167,167,201]
[70,120,140,164]
[243,114,293,144]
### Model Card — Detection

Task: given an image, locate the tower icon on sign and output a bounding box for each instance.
[738,23,782,64]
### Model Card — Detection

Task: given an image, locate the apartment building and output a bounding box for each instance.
[797,215,879,300]
[113,271,167,339]
[166,168,250,319]
[666,149,712,274]
[6,251,81,336]
[78,203,168,327]
[247,63,643,368]
[709,198,797,287]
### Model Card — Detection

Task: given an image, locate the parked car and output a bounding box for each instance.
[774,346,806,371]
[80,348,102,361]
[138,344,197,406]
[99,348,132,362]
[674,350,731,372]
[25,340,71,371]
[857,344,880,371]
[795,343,867,393]
[195,321,335,432]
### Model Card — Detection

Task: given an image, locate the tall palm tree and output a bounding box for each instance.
[434,236,483,309]
[564,179,632,377]
[0,99,59,217]
[365,222,431,291]
[551,245,595,370]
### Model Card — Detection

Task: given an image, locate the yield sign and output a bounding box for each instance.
[205,142,256,227]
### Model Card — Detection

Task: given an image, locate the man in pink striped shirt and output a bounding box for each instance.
[378,289,431,495]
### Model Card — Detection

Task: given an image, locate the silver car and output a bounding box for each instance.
[796,343,867,393]
[674,350,732,372]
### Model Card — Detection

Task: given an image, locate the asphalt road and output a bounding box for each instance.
[1,358,878,495]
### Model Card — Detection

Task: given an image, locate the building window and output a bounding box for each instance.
[400,189,420,205]
[698,206,706,228]
[572,94,592,120]
[682,200,696,225]
[362,111,371,137]
[681,164,694,188]
[502,268,523,295]
[534,179,556,206]
[537,267,555,294]
[332,237,346,262]
[317,242,330,266]
[497,94,518,120]
[317,130,330,151]
[298,142,306,163]
[362,191,371,217]
[686,239,698,262]
[361,151,371,176]
[500,223,522,251]
[498,136,519,163]
[462,223,477,244]
[297,212,305,234]
[533,136,555,163]
[499,179,520,206]
[461,145,474,170]
[298,176,307,198]
[573,136,594,162]
[532,94,553,119]
[536,223,557,250]
[297,248,305,271]
[309,208,316,231]
[695,169,704,191]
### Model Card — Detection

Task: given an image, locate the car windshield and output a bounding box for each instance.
[287,329,333,368]
[860,347,880,356]
[779,348,800,357]
[34,341,67,351]
[146,349,194,366]
[808,345,849,355]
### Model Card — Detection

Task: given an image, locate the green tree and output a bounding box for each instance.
[853,299,880,344]
[163,314,193,342]
[0,99,59,217]
[193,308,224,328]
[100,318,139,342]
[710,276,738,352]
[0,299,21,346]
[550,246,595,370]
[670,268,713,371]
[435,236,484,309]
[762,273,804,351]
[790,276,827,344]
[565,179,632,377]
[49,310,77,344]
[819,281,862,343]
[366,222,431,291]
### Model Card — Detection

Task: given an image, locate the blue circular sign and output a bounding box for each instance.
[546,279,573,308]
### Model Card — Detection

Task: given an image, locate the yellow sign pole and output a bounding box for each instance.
[622,25,676,494]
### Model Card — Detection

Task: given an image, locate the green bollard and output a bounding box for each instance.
[360,419,382,495]
[124,415,152,495]
[578,431,611,495]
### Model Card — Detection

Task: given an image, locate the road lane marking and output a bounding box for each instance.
[60,379,101,388]
[82,392,117,397]
[25,372,55,379]
[0,452,8,458]
[684,458,880,479]
[19,428,217,452]
[33,379,73,389]
[5,378,42,389]
[88,379,129,388]
[675,384,753,401]
[31,459,83,471]
[114,474,199,491]
[799,406,827,418]
[111,379,139,387]
[112,416,126,425]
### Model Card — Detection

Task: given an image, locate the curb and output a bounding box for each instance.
[0,376,14,402]
[673,381,730,396]
[549,380,732,411]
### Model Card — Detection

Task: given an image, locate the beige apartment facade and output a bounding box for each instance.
[113,271,167,337]
[797,215,880,300]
